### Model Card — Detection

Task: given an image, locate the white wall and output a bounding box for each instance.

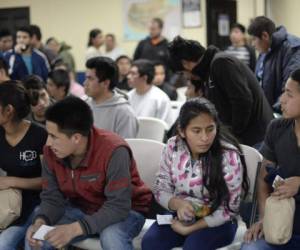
[0,0,207,70]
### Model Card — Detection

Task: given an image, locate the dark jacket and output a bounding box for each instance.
[258,26,300,110]
[193,47,274,146]
[4,48,49,81]
[133,37,169,67]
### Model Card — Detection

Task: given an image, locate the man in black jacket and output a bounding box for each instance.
[168,36,274,147]
[133,18,169,70]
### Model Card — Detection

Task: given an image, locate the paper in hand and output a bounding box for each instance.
[32,225,55,240]
[272,175,284,189]
[156,214,173,225]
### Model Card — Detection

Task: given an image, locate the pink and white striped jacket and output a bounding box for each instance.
[153,136,243,227]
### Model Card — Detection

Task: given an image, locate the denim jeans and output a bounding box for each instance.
[0,207,36,250]
[241,235,300,250]
[25,206,145,250]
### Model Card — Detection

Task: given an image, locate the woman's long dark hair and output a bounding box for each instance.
[178,98,249,213]
[87,28,102,47]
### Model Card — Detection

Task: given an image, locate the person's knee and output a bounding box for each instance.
[100,224,125,249]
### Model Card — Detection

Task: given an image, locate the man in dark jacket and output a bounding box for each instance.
[4,26,49,81]
[168,36,274,147]
[26,97,152,249]
[133,18,169,70]
[248,16,300,112]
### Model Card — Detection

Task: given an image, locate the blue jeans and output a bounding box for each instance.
[241,235,300,250]
[25,206,145,250]
[142,220,237,250]
[0,207,36,250]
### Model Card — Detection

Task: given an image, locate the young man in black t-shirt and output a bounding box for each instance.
[242,69,300,250]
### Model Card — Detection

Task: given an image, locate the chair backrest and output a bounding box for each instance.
[137,117,168,142]
[240,144,263,199]
[126,138,165,189]
[169,101,184,125]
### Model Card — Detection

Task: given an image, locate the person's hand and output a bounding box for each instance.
[175,199,195,222]
[26,219,46,248]
[244,220,264,243]
[0,176,15,190]
[44,222,83,248]
[272,177,300,199]
[171,218,194,236]
[14,44,25,54]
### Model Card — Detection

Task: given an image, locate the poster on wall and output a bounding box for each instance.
[182,0,201,28]
[123,0,181,41]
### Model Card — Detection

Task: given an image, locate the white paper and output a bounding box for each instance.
[272,175,284,189]
[156,214,173,225]
[32,225,55,240]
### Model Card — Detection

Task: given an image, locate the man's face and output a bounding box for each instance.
[230,28,244,44]
[0,35,13,52]
[105,36,115,50]
[117,58,131,77]
[46,121,77,159]
[47,40,60,54]
[31,89,50,118]
[280,78,300,119]
[127,66,143,88]
[153,65,165,85]
[251,33,270,53]
[16,31,31,50]
[47,78,61,100]
[149,21,162,38]
[84,68,106,99]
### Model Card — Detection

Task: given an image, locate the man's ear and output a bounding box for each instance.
[71,133,83,144]
[261,31,270,42]
[103,79,111,89]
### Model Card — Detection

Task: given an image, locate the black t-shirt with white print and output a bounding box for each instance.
[0,122,47,225]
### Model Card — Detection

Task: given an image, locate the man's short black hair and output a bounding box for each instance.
[116,55,131,64]
[23,75,46,106]
[152,18,164,29]
[0,29,12,39]
[248,16,276,38]
[29,25,42,41]
[48,69,70,95]
[0,58,9,75]
[45,96,93,137]
[231,23,246,33]
[86,56,118,91]
[132,59,155,84]
[291,68,300,91]
[168,36,206,72]
[17,26,33,37]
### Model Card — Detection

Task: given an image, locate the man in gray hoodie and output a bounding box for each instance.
[84,56,138,138]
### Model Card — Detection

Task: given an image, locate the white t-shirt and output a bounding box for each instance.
[128,85,172,126]
[104,47,124,61]
[85,46,102,61]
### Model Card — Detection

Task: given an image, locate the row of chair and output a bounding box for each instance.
[73,139,263,250]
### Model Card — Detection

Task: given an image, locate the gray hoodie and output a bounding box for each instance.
[87,91,138,138]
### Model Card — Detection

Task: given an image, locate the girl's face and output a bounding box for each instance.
[180,113,217,159]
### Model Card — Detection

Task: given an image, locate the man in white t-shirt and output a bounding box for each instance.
[127,59,172,126]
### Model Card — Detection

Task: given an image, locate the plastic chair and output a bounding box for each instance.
[137,117,169,142]
[72,139,165,250]
[169,101,184,125]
